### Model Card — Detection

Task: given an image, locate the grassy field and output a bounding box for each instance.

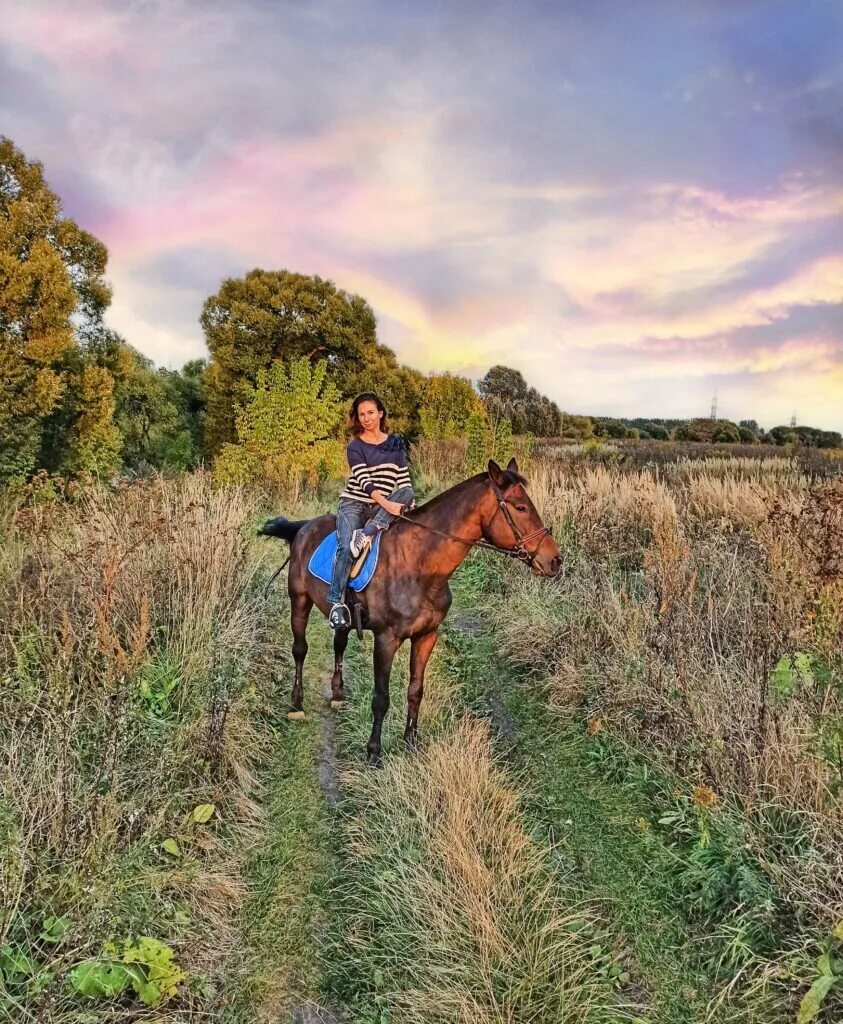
[1,443,842,1021]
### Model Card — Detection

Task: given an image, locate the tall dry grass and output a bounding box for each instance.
[337,717,627,1024]
[0,473,278,1019]
[476,456,843,977]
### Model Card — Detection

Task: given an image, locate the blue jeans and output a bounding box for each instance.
[327,485,414,603]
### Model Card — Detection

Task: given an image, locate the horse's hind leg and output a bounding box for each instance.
[404,629,438,752]
[330,627,350,708]
[288,593,313,720]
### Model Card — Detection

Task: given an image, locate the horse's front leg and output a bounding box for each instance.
[404,629,438,752]
[367,630,401,766]
[330,626,350,708]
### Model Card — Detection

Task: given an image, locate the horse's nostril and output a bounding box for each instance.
[550,555,562,573]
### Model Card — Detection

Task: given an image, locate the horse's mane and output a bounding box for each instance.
[406,469,528,519]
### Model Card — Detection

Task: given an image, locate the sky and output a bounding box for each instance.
[1,0,842,430]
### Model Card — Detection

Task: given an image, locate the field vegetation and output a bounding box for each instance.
[2,443,842,1022]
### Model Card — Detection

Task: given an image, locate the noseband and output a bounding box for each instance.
[487,475,553,571]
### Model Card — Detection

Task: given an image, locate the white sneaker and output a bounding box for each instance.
[350,529,373,559]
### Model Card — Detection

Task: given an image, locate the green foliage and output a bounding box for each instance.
[70,937,187,1007]
[192,802,215,823]
[465,412,490,474]
[675,418,741,444]
[201,268,378,455]
[93,334,201,473]
[418,372,484,439]
[213,356,344,494]
[560,412,594,440]
[797,927,843,1023]
[0,136,112,479]
[769,652,814,705]
[769,424,842,449]
[478,365,561,435]
[493,416,514,466]
[135,659,181,716]
[0,943,53,1010]
[516,431,535,471]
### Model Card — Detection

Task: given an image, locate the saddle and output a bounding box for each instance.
[307,530,383,591]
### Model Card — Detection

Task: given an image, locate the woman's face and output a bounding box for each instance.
[357,400,383,433]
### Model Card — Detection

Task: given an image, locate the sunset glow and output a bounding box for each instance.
[2,0,840,427]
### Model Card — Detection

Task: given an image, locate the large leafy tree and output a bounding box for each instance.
[201,269,378,455]
[0,137,111,478]
[478,364,560,436]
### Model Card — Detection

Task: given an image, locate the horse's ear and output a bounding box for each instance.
[506,457,519,475]
[487,459,505,485]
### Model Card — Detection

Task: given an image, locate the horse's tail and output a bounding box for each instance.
[258,516,308,543]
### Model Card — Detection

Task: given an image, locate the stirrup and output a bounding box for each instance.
[328,603,351,629]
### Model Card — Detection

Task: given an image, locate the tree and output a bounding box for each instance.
[675,419,741,443]
[465,412,489,474]
[0,137,111,478]
[478,365,528,406]
[593,417,627,439]
[213,358,344,498]
[769,424,842,449]
[201,269,378,455]
[642,422,670,441]
[478,365,561,436]
[560,413,594,440]
[418,373,485,439]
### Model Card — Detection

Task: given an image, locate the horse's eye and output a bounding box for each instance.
[515,504,528,513]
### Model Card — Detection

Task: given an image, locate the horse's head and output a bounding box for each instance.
[482,458,562,577]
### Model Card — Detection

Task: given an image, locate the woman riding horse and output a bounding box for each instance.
[261,454,562,765]
[327,392,414,630]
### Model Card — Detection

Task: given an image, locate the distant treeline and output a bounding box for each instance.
[2,135,839,486]
[579,416,842,449]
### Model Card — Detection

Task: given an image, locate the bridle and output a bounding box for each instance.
[396,471,554,573]
[487,474,554,572]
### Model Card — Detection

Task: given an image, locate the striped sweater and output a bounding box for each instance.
[339,434,411,503]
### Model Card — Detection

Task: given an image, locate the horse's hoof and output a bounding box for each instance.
[287,710,306,720]
[330,700,345,710]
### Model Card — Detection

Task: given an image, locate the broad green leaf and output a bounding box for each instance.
[833,919,843,942]
[41,915,70,942]
[69,961,132,999]
[161,838,181,857]
[797,972,837,1023]
[191,803,215,823]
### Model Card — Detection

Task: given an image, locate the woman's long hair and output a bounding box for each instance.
[347,392,389,437]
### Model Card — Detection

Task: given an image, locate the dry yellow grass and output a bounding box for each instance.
[340,717,624,1024]
[0,474,279,1018]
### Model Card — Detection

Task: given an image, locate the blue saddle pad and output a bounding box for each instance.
[308,530,382,591]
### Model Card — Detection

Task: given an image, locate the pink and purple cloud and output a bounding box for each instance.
[1,0,841,428]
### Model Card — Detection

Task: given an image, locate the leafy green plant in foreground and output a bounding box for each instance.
[69,936,187,1007]
[797,922,843,1023]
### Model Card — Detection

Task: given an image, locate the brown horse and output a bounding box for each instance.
[260,458,562,764]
